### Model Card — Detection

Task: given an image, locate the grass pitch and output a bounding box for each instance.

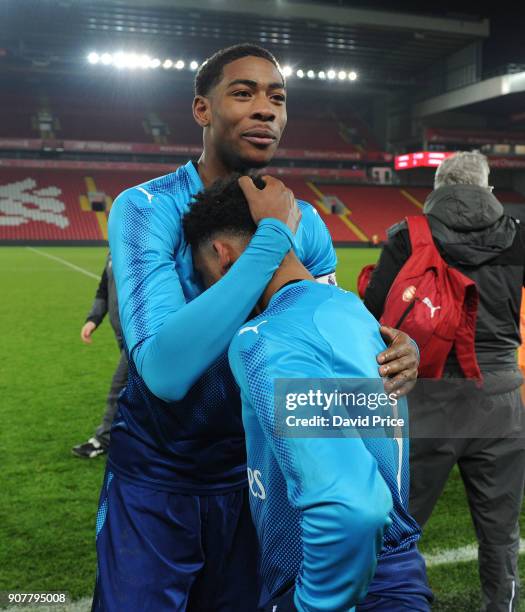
[1,246,524,610]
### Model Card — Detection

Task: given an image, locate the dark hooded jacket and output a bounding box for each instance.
[85,253,122,346]
[364,184,525,389]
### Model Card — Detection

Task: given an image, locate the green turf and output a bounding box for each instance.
[1,246,523,610]
[335,247,381,293]
[1,247,110,600]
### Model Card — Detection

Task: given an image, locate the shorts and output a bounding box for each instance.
[357,544,433,611]
[92,470,260,611]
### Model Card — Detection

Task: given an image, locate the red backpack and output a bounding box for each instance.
[380,216,482,383]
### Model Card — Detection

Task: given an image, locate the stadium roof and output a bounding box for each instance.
[1,0,489,88]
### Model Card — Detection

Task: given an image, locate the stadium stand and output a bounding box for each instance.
[0,92,196,144]
[1,164,523,245]
[337,113,382,154]
[56,108,151,143]
[2,84,525,246]
[0,92,369,153]
[302,185,525,243]
[426,128,525,147]
[280,118,358,152]
[164,111,202,147]
[0,94,39,138]
[284,178,364,242]
[0,170,358,243]
[307,183,427,241]
[3,165,521,245]
[0,168,158,242]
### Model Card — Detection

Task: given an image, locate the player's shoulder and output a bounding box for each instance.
[232,284,327,352]
[313,286,386,359]
[112,163,199,213]
[296,199,321,222]
[229,313,290,366]
[295,199,333,251]
[310,283,358,319]
[230,316,272,349]
[326,284,374,314]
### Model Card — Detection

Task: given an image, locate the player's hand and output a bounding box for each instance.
[239,175,301,234]
[81,321,97,344]
[376,325,419,397]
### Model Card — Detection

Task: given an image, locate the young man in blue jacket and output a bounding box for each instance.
[182,175,432,611]
[94,43,420,610]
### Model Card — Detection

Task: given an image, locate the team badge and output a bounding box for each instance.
[402,285,416,302]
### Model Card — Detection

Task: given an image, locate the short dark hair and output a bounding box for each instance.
[194,43,282,96]
[183,174,263,251]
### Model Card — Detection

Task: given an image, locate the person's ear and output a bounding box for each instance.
[193,95,211,128]
[212,240,234,276]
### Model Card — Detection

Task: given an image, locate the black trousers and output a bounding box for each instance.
[409,382,525,612]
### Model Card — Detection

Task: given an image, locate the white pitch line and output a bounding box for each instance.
[26,247,99,280]
[425,538,525,567]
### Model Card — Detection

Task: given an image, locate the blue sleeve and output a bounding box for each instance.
[108,188,294,402]
[229,334,393,612]
[297,201,337,278]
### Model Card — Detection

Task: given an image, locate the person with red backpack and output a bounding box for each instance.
[364,151,525,612]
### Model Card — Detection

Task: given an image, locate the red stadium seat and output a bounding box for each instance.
[0,169,158,241]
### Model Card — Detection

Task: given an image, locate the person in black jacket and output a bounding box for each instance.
[72,253,128,458]
[365,151,525,612]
